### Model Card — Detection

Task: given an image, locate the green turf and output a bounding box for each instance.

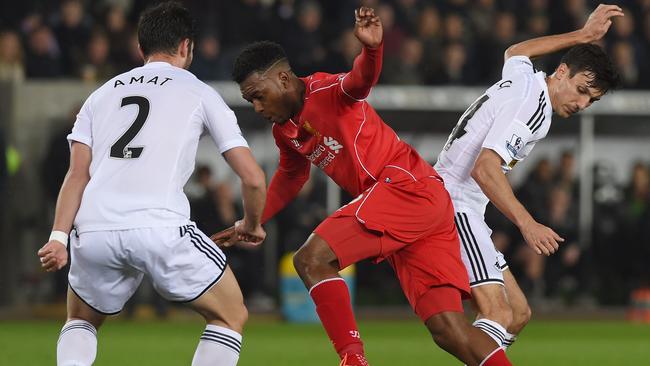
[1,319,648,365]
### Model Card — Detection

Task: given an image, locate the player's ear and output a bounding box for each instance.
[555,63,569,80]
[278,70,290,89]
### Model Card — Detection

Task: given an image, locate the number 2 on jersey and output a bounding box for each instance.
[110,96,150,159]
[443,94,489,151]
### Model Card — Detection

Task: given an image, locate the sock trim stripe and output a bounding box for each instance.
[60,324,97,336]
[475,324,505,344]
[202,331,242,351]
[200,334,241,353]
[203,329,242,344]
[308,277,345,294]
[479,347,504,366]
[475,321,506,338]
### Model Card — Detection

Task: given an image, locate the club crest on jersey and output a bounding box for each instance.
[302,121,321,138]
[506,134,523,158]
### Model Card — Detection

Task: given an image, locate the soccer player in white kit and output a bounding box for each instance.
[36,3,266,366]
[435,4,622,351]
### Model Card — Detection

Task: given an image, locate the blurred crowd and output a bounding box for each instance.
[486,153,650,307]
[1,0,650,87]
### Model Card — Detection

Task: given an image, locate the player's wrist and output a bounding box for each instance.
[49,230,69,248]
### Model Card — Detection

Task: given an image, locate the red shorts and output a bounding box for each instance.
[314,169,471,322]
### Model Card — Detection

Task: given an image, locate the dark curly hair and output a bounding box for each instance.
[560,43,620,94]
[232,41,288,84]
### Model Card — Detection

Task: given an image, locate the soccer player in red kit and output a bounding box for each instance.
[214,7,512,366]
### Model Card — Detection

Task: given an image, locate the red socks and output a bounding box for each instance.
[310,278,365,359]
[481,348,512,366]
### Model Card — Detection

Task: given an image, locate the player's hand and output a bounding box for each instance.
[519,220,565,256]
[210,220,266,248]
[581,4,624,42]
[354,7,382,48]
[234,219,266,245]
[37,241,68,272]
[210,226,236,248]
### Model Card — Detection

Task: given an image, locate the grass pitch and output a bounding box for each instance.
[1,319,648,365]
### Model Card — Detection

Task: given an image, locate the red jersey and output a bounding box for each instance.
[262,44,438,222]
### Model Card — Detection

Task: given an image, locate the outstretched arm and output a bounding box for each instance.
[341,7,384,100]
[504,4,623,61]
[472,149,564,256]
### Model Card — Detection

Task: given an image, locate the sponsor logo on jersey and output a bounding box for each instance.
[506,134,523,158]
[323,136,343,154]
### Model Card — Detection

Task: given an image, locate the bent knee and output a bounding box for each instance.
[511,304,532,330]
[426,312,471,347]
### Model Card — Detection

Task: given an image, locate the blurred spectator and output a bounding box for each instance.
[79,29,116,82]
[321,28,361,73]
[3,0,649,87]
[190,32,229,81]
[50,0,92,76]
[189,165,236,235]
[0,30,25,82]
[427,42,476,85]
[417,6,443,84]
[613,40,640,89]
[376,3,406,59]
[25,25,62,78]
[554,150,579,199]
[480,12,518,82]
[104,5,133,73]
[282,1,326,76]
[518,158,554,219]
[382,37,424,85]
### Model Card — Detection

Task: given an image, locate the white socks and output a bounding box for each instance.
[473,318,511,348]
[57,320,98,366]
[192,324,242,366]
[503,332,517,349]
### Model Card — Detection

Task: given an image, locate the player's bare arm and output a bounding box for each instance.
[37,142,91,271]
[471,148,564,256]
[504,4,623,61]
[222,146,267,245]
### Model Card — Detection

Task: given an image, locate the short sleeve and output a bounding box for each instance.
[482,98,537,167]
[502,56,535,79]
[67,95,93,148]
[201,89,249,154]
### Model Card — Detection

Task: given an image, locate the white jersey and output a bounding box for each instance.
[435,56,553,216]
[68,62,248,233]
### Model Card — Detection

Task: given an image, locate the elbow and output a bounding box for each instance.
[471,163,487,185]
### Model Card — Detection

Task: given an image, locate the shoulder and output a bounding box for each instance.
[305,72,344,93]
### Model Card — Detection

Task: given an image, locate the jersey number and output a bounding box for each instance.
[110,96,150,159]
[443,94,489,151]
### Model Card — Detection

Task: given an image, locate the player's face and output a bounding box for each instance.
[240,70,296,124]
[553,65,604,118]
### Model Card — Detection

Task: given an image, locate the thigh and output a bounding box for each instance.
[189,265,245,329]
[69,231,144,315]
[66,287,107,329]
[388,233,471,322]
[470,282,510,317]
[144,224,228,303]
[313,215,383,270]
[454,212,508,287]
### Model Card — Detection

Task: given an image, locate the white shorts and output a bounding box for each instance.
[453,212,508,288]
[68,223,226,314]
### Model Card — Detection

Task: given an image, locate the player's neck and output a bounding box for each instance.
[145,53,187,69]
[545,75,558,113]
